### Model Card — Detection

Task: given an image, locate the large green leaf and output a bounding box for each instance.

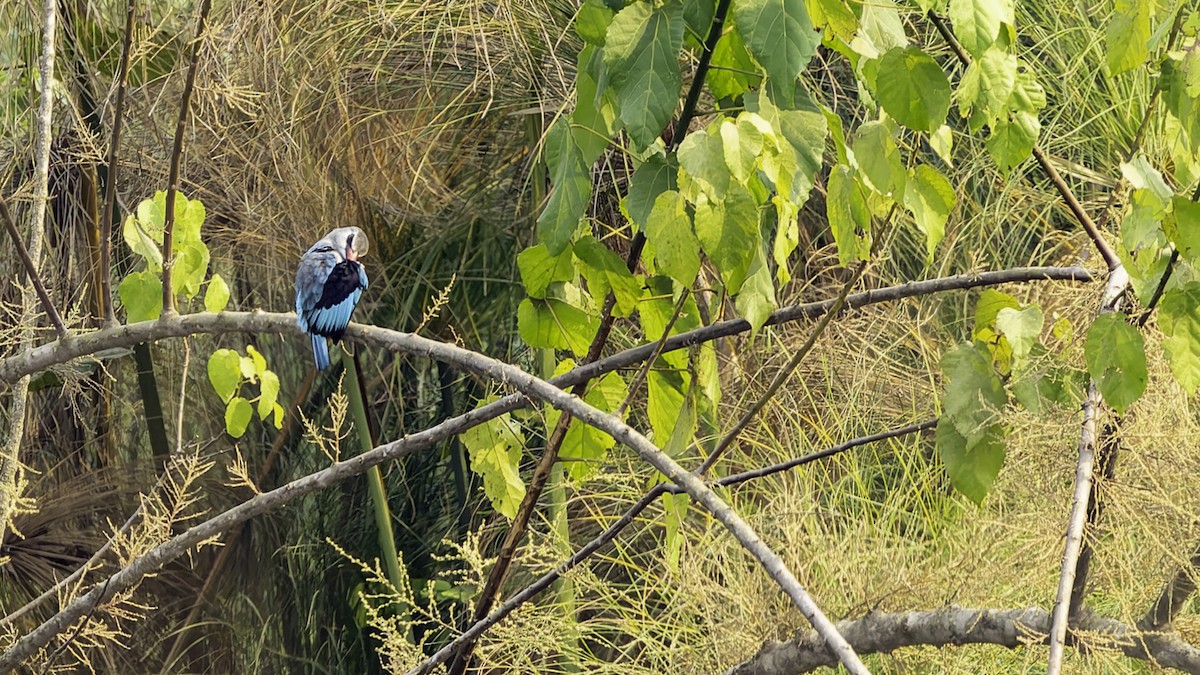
[574,236,644,317]
[936,416,1005,505]
[734,0,820,107]
[624,154,678,231]
[941,342,1007,447]
[735,244,776,334]
[518,297,600,357]
[604,0,685,149]
[645,190,701,285]
[118,271,163,323]
[173,240,210,300]
[207,348,242,404]
[693,183,760,293]
[573,46,618,165]
[517,244,575,298]
[826,164,870,265]
[875,47,952,132]
[225,396,254,438]
[1106,0,1151,75]
[1165,196,1200,263]
[678,126,730,200]
[853,120,906,197]
[947,0,1013,57]
[537,118,592,255]
[807,0,856,42]
[1159,284,1200,395]
[204,274,231,313]
[1084,313,1147,414]
[902,164,955,262]
[986,111,1039,172]
[707,23,760,100]
[995,305,1043,363]
[462,413,526,519]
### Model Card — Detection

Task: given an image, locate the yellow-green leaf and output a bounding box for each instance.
[207,348,242,404]
[118,271,163,323]
[204,273,231,312]
[225,396,254,438]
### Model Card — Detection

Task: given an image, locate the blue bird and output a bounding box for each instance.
[294,226,369,370]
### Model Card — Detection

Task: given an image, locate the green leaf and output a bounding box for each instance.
[604,0,685,148]
[1121,155,1172,203]
[1159,284,1200,394]
[807,0,856,42]
[225,397,254,438]
[683,0,716,42]
[648,368,690,444]
[624,154,679,231]
[875,47,952,132]
[707,24,760,101]
[902,164,955,262]
[1085,313,1147,414]
[941,342,1007,447]
[947,0,1013,57]
[853,120,906,197]
[974,289,1020,337]
[171,192,206,245]
[1165,196,1200,263]
[678,126,730,200]
[645,190,701,285]
[518,297,600,357]
[640,276,702,370]
[1106,0,1151,75]
[204,273,231,312]
[258,370,280,420]
[517,244,575,298]
[246,345,267,375]
[936,416,1005,505]
[118,271,163,323]
[122,213,163,271]
[693,183,760,293]
[826,164,870,265]
[1119,189,1171,304]
[986,111,1039,172]
[207,348,242,404]
[271,402,285,430]
[1012,366,1085,412]
[973,47,1017,115]
[548,365,626,480]
[575,0,614,45]
[735,244,776,334]
[574,236,644,316]
[734,0,820,108]
[930,125,954,166]
[573,46,618,165]
[173,240,210,300]
[852,0,908,58]
[995,305,1043,362]
[720,116,764,183]
[662,492,689,571]
[538,118,591,255]
[462,412,526,519]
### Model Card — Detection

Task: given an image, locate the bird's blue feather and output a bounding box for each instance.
[311,333,330,370]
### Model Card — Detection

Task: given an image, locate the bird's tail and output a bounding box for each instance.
[311,334,330,371]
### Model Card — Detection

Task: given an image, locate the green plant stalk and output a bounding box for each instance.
[342,347,413,644]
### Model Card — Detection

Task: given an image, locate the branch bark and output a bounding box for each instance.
[724,605,1200,674]
[0,0,58,548]
[0,332,868,674]
[0,267,1093,386]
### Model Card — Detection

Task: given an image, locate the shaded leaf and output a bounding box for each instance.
[645,190,701,285]
[1085,313,1147,414]
[735,0,820,107]
[1159,284,1200,394]
[604,0,685,148]
[876,47,952,132]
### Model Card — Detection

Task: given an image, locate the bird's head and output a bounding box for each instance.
[311,226,369,263]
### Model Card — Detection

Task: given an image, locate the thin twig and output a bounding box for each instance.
[0,195,66,338]
[0,332,871,674]
[160,0,212,315]
[99,0,136,326]
[615,288,691,417]
[407,419,936,675]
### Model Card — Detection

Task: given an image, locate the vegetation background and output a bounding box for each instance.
[1,0,1199,673]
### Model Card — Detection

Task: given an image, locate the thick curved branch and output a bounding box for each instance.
[723,605,1200,674]
[0,333,868,674]
[0,266,1092,385]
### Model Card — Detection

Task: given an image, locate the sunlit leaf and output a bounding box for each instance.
[947,0,1014,57]
[204,273,231,313]
[518,297,600,357]
[118,271,163,323]
[462,412,526,519]
[875,47,952,132]
[693,184,760,293]
[207,348,242,404]
[902,164,955,262]
[225,396,254,438]
[645,190,701,285]
[258,370,280,420]
[574,236,644,316]
[995,305,1043,362]
[1159,284,1200,395]
[826,164,870,265]
[517,244,575,299]
[1106,0,1151,75]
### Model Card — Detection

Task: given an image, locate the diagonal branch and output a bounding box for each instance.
[160,0,212,315]
[406,418,937,675]
[98,0,136,326]
[0,195,66,339]
[724,605,1200,674]
[0,332,869,674]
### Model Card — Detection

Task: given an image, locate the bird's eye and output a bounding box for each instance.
[317,245,335,253]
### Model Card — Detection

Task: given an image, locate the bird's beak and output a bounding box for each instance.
[346,246,358,262]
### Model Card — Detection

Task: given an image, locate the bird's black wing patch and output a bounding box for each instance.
[315,261,365,310]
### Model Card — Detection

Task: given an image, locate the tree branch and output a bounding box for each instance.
[723,605,1200,674]
[98,0,136,326]
[0,195,66,339]
[406,419,937,675]
[0,0,58,551]
[160,0,212,315]
[0,333,869,674]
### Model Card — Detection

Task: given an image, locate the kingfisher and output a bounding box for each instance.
[294,226,369,370]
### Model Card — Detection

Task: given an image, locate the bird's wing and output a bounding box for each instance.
[307,261,366,337]
[294,253,335,331]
